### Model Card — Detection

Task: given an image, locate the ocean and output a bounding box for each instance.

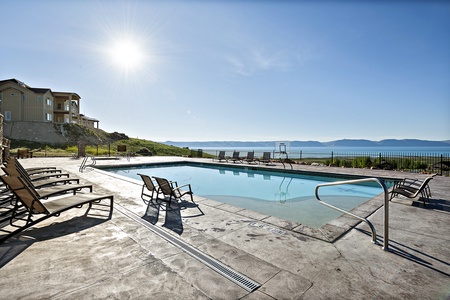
[199,146,450,159]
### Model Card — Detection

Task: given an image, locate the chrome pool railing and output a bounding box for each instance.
[315,178,390,251]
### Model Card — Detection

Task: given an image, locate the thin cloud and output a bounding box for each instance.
[225,48,291,77]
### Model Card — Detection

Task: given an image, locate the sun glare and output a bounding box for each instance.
[110,40,143,70]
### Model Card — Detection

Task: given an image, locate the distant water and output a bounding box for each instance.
[200,146,450,159]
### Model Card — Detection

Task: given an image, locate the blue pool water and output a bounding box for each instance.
[107,163,387,228]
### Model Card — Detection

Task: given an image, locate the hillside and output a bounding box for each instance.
[4,121,128,147]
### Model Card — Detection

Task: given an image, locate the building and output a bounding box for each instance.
[0,78,99,128]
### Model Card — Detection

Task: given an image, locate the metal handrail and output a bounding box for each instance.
[79,156,95,172]
[315,177,389,251]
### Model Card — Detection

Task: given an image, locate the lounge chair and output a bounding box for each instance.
[229,151,243,163]
[13,160,62,176]
[1,175,93,199]
[244,151,258,164]
[260,152,275,165]
[153,177,203,215]
[2,162,70,181]
[2,165,80,188]
[138,174,161,203]
[216,151,227,162]
[0,176,113,243]
[390,175,435,204]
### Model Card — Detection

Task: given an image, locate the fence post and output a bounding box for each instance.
[441,154,443,176]
[331,151,334,164]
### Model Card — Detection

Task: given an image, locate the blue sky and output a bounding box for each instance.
[2,0,449,142]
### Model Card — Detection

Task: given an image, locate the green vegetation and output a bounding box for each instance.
[321,155,431,173]
[10,138,212,158]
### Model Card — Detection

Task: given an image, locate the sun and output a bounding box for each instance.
[109,39,143,70]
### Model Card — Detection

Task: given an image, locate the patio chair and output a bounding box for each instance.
[216,151,227,162]
[138,174,161,203]
[390,175,435,204]
[0,176,113,243]
[229,151,243,163]
[153,177,203,214]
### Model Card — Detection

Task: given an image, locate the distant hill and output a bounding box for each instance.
[164,139,450,148]
[322,139,377,147]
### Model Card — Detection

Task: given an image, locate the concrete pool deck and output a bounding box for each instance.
[1,156,449,299]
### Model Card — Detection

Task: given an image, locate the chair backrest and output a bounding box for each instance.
[247,152,254,159]
[232,151,240,159]
[218,151,225,159]
[0,175,48,214]
[262,152,271,160]
[417,176,433,191]
[153,177,173,196]
[2,165,20,177]
[138,174,157,192]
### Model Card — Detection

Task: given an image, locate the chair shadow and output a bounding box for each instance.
[356,228,450,278]
[0,214,110,268]
[412,197,450,212]
[142,199,184,235]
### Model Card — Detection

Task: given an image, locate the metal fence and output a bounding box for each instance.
[197,149,450,176]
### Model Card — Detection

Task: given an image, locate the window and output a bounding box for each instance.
[38,95,42,103]
[57,103,62,110]
[5,111,11,121]
[46,98,52,106]
[46,113,53,121]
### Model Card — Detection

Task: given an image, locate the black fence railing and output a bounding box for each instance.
[197,149,450,176]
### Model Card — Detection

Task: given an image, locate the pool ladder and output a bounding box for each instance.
[315,178,390,251]
[79,156,95,172]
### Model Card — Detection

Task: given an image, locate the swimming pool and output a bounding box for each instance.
[106,162,389,228]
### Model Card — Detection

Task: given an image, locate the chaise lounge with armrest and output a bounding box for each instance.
[260,152,275,165]
[229,151,243,163]
[244,151,259,164]
[0,176,113,243]
[216,151,228,162]
[389,174,435,204]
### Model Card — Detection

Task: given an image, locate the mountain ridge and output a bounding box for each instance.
[164,139,450,148]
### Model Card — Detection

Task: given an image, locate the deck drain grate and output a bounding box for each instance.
[115,204,261,292]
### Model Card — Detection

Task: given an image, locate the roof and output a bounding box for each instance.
[0,78,30,88]
[0,78,52,94]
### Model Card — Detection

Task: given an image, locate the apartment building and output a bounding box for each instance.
[0,78,99,128]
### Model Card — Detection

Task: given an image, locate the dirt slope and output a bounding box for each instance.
[3,121,126,146]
